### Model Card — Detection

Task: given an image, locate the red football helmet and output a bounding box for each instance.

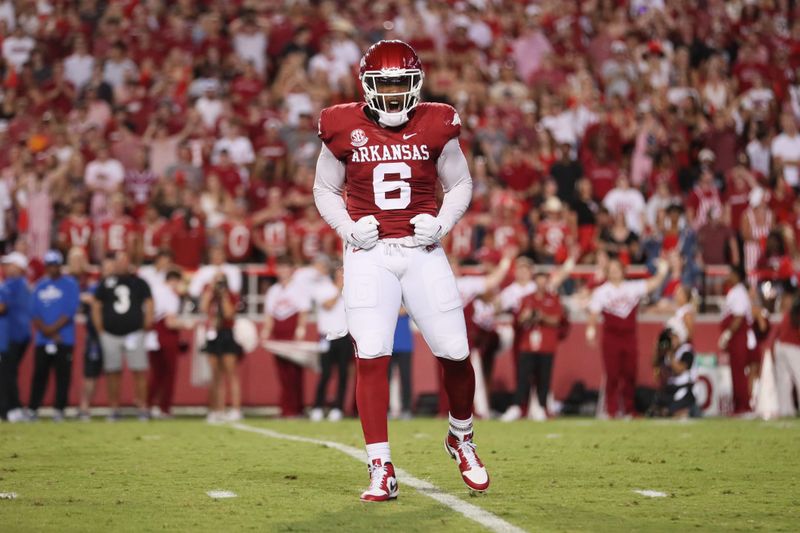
[359,40,424,126]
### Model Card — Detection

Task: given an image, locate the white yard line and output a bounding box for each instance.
[633,489,668,498]
[228,422,527,533]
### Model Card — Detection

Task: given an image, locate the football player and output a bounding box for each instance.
[313,40,486,501]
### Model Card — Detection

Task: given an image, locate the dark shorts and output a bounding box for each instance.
[203,328,243,357]
[669,390,696,415]
[83,335,104,378]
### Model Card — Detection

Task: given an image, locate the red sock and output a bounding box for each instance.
[356,356,390,444]
[438,358,475,421]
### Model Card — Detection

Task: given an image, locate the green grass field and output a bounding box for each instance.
[1,417,798,532]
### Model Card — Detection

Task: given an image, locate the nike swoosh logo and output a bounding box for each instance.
[402,133,417,140]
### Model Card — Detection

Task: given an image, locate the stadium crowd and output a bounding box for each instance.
[1,1,800,421]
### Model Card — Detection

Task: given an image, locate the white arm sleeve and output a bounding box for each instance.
[436,138,473,235]
[313,144,353,240]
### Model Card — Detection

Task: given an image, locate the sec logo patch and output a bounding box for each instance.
[350,128,369,147]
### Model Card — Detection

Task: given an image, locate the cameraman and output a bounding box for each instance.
[200,272,243,423]
[651,322,696,418]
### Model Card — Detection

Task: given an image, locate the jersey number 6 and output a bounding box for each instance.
[373,162,411,210]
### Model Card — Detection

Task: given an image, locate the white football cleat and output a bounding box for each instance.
[327,408,343,422]
[206,411,225,424]
[309,408,324,422]
[445,432,490,493]
[500,405,522,422]
[225,409,243,422]
[360,459,398,502]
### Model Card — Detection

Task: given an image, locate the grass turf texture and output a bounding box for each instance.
[1,418,798,532]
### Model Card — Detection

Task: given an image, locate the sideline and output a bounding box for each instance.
[227,422,527,533]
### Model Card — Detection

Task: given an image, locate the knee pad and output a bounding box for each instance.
[432,334,469,361]
[353,331,390,359]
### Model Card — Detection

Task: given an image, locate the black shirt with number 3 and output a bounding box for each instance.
[94,274,152,336]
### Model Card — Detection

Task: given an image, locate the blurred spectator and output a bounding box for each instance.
[188,245,242,299]
[199,271,242,424]
[598,212,641,265]
[774,290,800,417]
[603,175,646,235]
[102,41,138,91]
[2,26,34,70]
[697,206,740,268]
[63,37,95,92]
[147,269,187,419]
[84,145,124,220]
[77,249,106,422]
[741,188,774,281]
[0,252,30,421]
[309,263,352,422]
[212,120,255,169]
[501,270,565,422]
[91,251,153,421]
[550,143,583,204]
[29,250,79,422]
[261,257,310,418]
[587,258,669,418]
[772,112,800,189]
[0,264,11,421]
[718,267,754,416]
[231,12,267,77]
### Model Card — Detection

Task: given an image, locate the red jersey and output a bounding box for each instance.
[518,291,563,354]
[220,219,252,263]
[535,219,571,261]
[585,160,619,201]
[445,215,476,260]
[168,212,206,270]
[291,219,334,262]
[491,222,528,250]
[318,102,460,239]
[99,216,139,254]
[58,215,92,253]
[142,218,169,261]
[686,185,722,228]
[254,216,290,258]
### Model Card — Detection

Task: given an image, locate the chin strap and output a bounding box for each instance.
[377,110,410,127]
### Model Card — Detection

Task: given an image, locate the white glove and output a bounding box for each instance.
[718,329,731,351]
[410,214,444,246]
[345,215,380,250]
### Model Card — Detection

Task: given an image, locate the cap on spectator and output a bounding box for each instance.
[453,15,471,29]
[1,252,28,270]
[44,250,64,266]
[646,40,665,57]
[698,148,715,162]
[544,197,563,212]
[611,40,627,53]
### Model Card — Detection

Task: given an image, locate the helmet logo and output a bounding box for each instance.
[350,128,369,147]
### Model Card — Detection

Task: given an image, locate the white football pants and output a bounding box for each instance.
[343,241,469,361]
